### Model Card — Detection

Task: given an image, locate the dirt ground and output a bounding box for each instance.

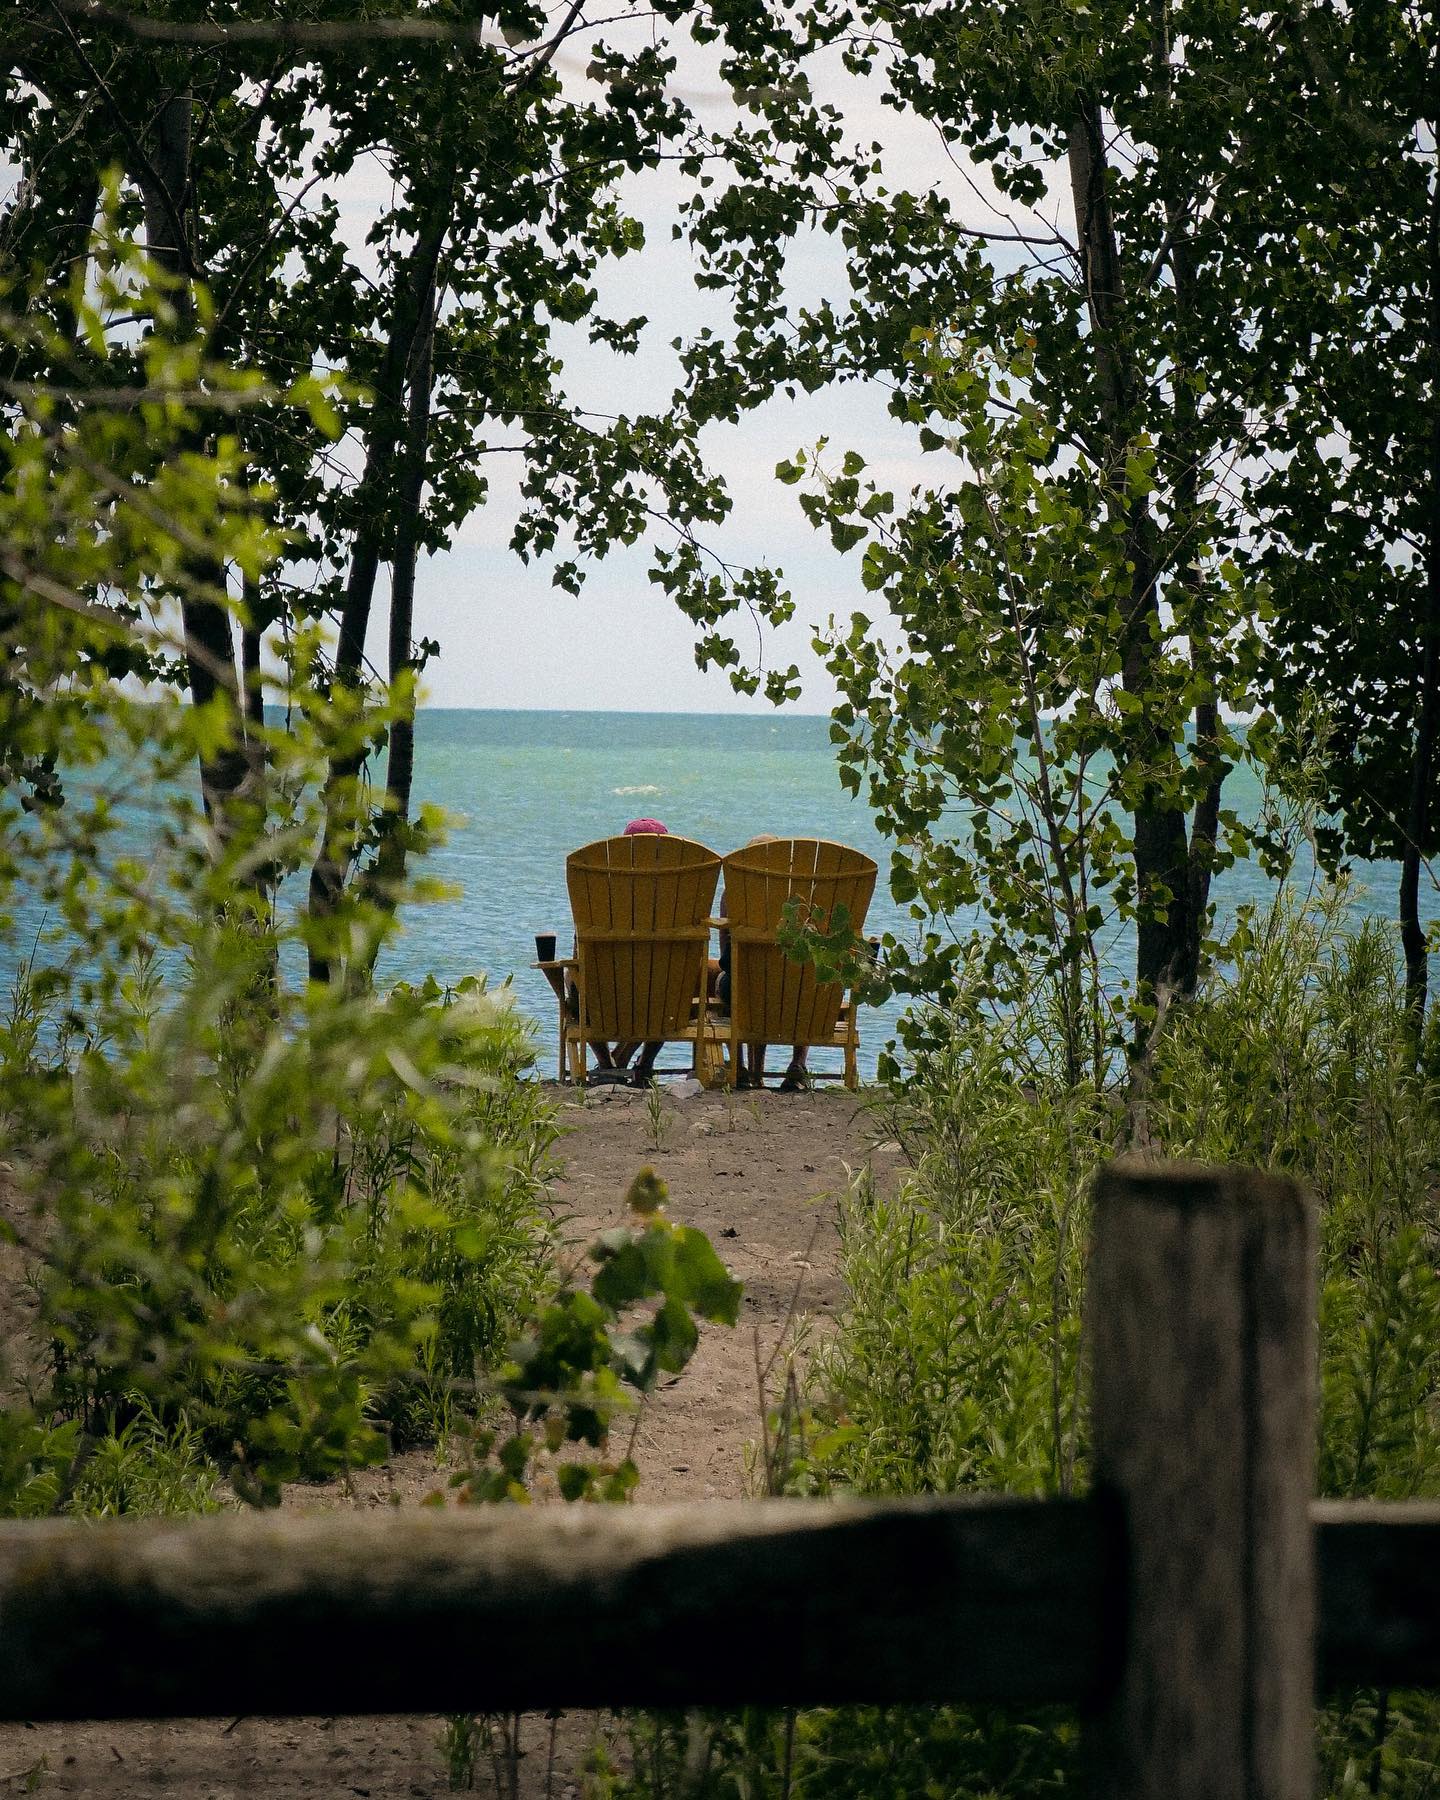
[0,1083,904,1798]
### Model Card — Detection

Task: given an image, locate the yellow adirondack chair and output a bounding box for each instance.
[713,837,878,1089]
[561,834,722,1084]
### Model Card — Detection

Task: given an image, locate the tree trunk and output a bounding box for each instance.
[239,455,276,745]
[54,168,101,347]
[1127,729,1192,998]
[241,571,266,735]
[1399,135,1440,1045]
[355,285,437,972]
[1165,168,1227,997]
[1067,100,1194,1001]
[137,94,249,839]
[306,203,450,983]
[332,206,452,690]
[1183,700,1226,994]
[1066,105,1129,422]
[240,559,269,831]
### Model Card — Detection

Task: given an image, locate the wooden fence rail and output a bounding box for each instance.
[0,1498,1437,1721]
[0,1161,1437,1798]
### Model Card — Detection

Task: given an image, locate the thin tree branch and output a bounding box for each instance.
[43,0,203,281]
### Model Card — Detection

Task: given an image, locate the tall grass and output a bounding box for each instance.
[817,887,1440,1798]
[0,950,559,1511]
[821,887,1440,1512]
[605,886,1440,1797]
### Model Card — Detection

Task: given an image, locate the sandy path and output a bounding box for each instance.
[549,1083,871,1503]
[0,1085,897,1798]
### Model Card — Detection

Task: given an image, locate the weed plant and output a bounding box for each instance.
[603,885,1440,1797]
[432,1165,743,1787]
[645,1079,670,1152]
[67,1402,224,1518]
[0,943,557,1509]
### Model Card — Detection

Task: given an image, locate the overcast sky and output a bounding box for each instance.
[342,22,1055,714]
[3,14,1058,717]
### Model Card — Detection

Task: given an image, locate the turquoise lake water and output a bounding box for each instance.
[7,708,1428,1080]
[370,709,1415,1079]
[378,709,903,1077]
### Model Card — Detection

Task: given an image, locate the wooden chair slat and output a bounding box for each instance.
[636,843,653,1036]
[718,839,877,1087]
[564,837,720,1064]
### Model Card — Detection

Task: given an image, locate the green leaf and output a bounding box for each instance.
[557,1463,593,1502]
[592,1239,653,1310]
[671,1227,743,1323]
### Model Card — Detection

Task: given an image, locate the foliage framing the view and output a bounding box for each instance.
[0,222,562,1510]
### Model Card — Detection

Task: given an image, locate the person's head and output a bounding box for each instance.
[624,817,668,836]
[745,833,779,847]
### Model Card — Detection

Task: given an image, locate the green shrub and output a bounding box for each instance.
[603,887,1440,1798]
[0,235,558,1511]
[0,954,555,1505]
[68,1401,223,1518]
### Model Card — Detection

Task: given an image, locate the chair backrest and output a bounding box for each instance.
[720,838,878,1046]
[566,835,721,1041]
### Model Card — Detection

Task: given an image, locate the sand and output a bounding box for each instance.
[0,1083,902,1798]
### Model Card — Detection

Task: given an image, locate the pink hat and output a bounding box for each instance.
[624,818,668,835]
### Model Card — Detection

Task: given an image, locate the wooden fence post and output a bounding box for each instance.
[1090,1158,1316,1800]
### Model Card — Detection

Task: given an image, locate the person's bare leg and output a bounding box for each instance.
[568,977,616,1074]
[611,1041,638,1071]
[746,1042,767,1088]
[628,1040,663,1086]
[780,1046,809,1093]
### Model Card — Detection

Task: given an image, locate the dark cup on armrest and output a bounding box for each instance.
[535,933,557,964]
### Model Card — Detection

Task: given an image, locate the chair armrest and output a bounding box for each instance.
[532,958,577,970]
